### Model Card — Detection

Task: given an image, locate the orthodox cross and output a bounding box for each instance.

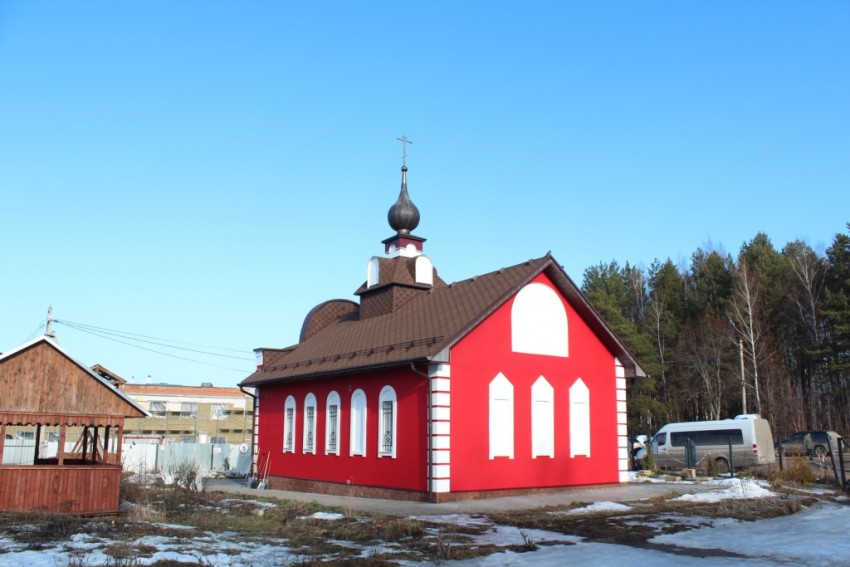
[396,135,413,167]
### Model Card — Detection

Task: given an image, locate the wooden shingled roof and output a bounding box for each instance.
[242,255,646,387]
[0,336,149,426]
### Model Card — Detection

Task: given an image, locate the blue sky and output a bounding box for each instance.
[1,1,848,387]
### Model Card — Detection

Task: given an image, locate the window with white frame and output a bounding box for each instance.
[511,282,569,357]
[570,378,590,457]
[283,395,296,453]
[350,389,367,457]
[532,376,555,458]
[325,391,341,455]
[303,393,317,454]
[378,386,397,458]
[211,403,228,420]
[489,373,514,459]
[149,401,166,417]
[180,402,198,418]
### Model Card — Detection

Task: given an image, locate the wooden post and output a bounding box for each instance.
[82,426,89,463]
[103,426,111,464]
[34,423,42,463]
[92,427,100,462]
[0,423,6,463]
[115,424,124,465]
[58,424,67,465]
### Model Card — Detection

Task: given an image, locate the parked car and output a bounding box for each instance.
[776,430,842,458]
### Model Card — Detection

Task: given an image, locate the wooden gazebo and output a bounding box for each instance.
[0,336,147,514]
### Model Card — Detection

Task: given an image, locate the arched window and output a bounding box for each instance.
[350,389,367,457]
[570,378,590,457]
[489,373,514,459]
[303,393,317,454]
[283,395,296,453]
[511,282,569,357]
[378,386,398,458]
[325,391,341,455]
[531,376,554,458]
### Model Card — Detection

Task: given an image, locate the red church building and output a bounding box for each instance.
[241,161,645,502]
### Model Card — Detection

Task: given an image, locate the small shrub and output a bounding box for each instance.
[382,519,425,541]
[706,457,719,477]
[641,447,656,472]
[769,458,817,487]
[169,461,203,492]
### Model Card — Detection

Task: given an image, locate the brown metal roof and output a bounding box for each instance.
[241,255,645,387]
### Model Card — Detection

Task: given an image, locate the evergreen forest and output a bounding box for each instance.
[581,224,850,440]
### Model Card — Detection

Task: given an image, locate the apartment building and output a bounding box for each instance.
[122,383,254,444]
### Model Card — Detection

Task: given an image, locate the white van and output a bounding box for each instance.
[641,414,775,473]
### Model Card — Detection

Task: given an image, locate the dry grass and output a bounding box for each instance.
[0,476,826,566]
[487,492,816,549]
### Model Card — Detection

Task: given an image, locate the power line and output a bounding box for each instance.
[55,319,254,361]
[23,322,46,343]
[53,320,254,373]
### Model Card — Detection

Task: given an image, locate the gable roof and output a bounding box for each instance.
[0,336,149,418]
[242,254,646,387]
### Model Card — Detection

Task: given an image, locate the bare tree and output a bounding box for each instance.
[730,262,764,415]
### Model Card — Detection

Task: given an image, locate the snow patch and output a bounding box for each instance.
[670,478,774,502]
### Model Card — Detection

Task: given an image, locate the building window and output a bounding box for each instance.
[283,395,296,453]
[378,386,397,458]
[350,389,367,457]
[489,373,514,459]
[570,378,590,457]
[511,282,569,357]
[325,391,341,455]
[180,402,198,418]
[303,393,317,454]
[149,401,166,417]
[532,376,555,458]
[211,403,228,420]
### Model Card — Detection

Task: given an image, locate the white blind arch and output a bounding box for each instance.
[531,376,554,458]
[511,282,568,357]
[489,373,514,459]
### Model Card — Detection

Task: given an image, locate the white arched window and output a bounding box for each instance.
[325,391,341,455]
[378,386,398,458]
[350,389,367,457]
[303,393,317,454]
[511,282,569,357]
[531,376,554,458]
[489,373,514,459]
[570,378,590,457]
[283,395,296,453]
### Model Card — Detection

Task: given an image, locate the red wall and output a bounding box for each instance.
[449,273,620,492]
[257,367,428,492]
[256,273,621,495]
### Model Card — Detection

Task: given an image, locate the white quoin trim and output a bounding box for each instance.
[616,357,629,482]
[429,362,451,495]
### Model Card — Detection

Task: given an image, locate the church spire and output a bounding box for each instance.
[387,165,420,235]
[382,136,425,257]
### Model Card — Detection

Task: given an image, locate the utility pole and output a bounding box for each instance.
[739,338,747,414]
[45,306,56,339]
